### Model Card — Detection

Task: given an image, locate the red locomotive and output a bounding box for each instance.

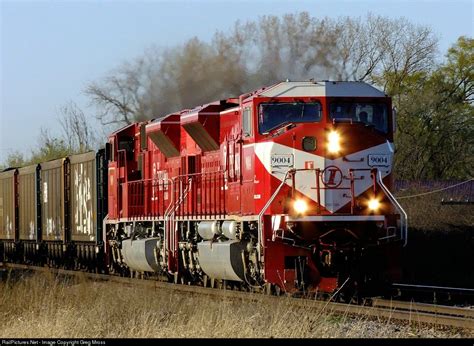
[104,80,407,296]
[0,80,407,298]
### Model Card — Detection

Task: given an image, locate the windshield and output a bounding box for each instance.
[329,102,389,133]
[259,102,322,134]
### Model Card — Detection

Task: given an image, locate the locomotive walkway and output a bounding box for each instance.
[1,263,473,330]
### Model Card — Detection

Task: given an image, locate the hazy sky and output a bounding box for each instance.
[1,0,473,163]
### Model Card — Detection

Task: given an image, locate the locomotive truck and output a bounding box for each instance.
[0,80,407,298]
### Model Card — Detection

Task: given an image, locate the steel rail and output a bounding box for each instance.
[1,263,473,330]
[393,283,474,294]
[372,298,474,319]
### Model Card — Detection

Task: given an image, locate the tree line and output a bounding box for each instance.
[3,12,473,180]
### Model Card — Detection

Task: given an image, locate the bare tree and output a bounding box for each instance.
[331,16,385,81]
[375,16,438,94]
[84,55,159,127]
[58,101,97,153]
[84,12,439,127]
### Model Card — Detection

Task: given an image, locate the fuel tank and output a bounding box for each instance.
[121,238,160,272]
[197,240,247,281]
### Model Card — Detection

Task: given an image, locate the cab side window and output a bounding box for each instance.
[243,107,252,138]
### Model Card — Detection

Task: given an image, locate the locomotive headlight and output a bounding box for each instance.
[327,131,341,153]
[368,198,380,211]
[293,199,308,214]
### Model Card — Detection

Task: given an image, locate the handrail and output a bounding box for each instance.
[257,170,292,261]
[170,177,193,216]
[124,170,225,184]
[161,178,174,271]
[162,178,175,219]
[171,169,226,180]
[376,171,408,247]
[258,168,407,252]
[165,177,194,270]
[124,170,227,218]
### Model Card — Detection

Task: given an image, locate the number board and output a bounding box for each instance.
[368,154,390,167]
[271,154,294,168]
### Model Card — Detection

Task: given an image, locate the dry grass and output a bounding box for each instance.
[0,273,471,338]
[398,192,474,287]
[399,193,473,232]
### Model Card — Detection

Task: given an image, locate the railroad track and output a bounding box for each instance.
[1,263,473,330]
[392,283,474,301]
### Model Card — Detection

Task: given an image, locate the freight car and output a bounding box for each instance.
[18,164,40,263]
[0,80,407,299]
[0,168,17,262]
[0,151,107,270]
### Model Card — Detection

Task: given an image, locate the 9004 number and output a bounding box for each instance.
[368,154,390,167]
[271,154,294,167]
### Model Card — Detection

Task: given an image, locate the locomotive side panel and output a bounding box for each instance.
[145,147,170,217]
[179,123,200,215]
[219,109,241,215]
[144,114,182,217]
[108,163,118,220]
[241,143,255,215]
[112,123,142,220]
[200,151,225,217]
[240,101,256,215]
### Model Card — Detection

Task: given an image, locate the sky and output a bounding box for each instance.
[1,0,473,163]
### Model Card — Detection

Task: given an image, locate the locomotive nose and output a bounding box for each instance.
[257,124,394,214]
